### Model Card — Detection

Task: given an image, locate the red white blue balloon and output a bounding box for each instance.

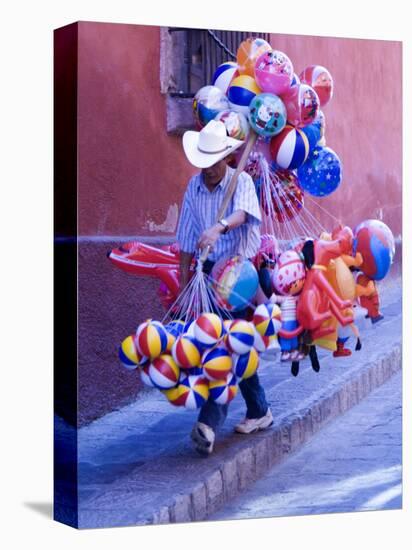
[297,145,342,197]
[270,124,310,170]
[212,61,239,94]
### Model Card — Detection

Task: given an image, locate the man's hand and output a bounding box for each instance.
[197,224,223,252]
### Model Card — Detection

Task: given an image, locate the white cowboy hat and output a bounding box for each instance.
[182,120,244,169]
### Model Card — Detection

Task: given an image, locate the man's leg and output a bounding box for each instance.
[235,372,273,434]
[191,398,228,455]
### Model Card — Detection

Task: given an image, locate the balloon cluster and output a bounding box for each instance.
[119,307,281,410]
[192,37,341,199]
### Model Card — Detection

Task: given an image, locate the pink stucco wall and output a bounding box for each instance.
[268,33,402,237]
[75,22,402,425]
[77,22,197,237]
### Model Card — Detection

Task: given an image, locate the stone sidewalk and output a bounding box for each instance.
[57,281,402,528]
[212,370,402,521]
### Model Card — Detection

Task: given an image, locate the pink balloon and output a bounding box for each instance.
[281,83,320,128]
[254,50,294,96]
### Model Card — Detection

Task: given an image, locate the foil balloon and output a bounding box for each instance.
[282,83,320,128]
[237,37,272,77]
[254,50,294,95]
[193,85,230,127]
[297,145,342,197]
[248,93,287,137]
[261,169,304,223]
[299,65,334,107]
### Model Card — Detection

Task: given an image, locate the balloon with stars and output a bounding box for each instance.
[297,145,342,197]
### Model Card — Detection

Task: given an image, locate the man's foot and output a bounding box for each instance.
[190,422,215,455]
[235,408,273,434]
[281,351,291,362]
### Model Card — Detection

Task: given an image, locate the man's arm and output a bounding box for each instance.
[197,210,247,251]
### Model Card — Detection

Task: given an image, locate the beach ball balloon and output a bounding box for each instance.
[270,125,310,170]
[193,85,230,128]
[299,65,334,107]
[253,303,282,337]
[119,334,147,370]
[163,374,209,409]
[172,335,202,369]
[165,320,185,337]
[215,110,249,141]
[253,327,272,352]
[353,220,395,280]
[237,37,272,76]
[254,50,294,95]
[248,93,287,137]
[194,313,224,347]
[212,61,240,94]
[209,373,238,405]
[272,249,306,296]
[225,319,255,355]
[184,319,197,338]
[148,354,180,390]
[136,320,169,359]
[227,75,262,115]
[211,255,259,312]
[140,363,156,388]
[232,347,259,380]
[223,319,233,334]
[297,145,342,197]
[282,83,320,128]
[202,345,233,381]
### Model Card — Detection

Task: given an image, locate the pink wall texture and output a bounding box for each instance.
[75,22,402,425]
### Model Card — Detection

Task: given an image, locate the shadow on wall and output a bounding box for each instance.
[77,240,168,427]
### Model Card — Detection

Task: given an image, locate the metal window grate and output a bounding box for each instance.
[168,28,270,97]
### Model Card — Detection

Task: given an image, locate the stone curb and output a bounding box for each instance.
[150,343,402,525]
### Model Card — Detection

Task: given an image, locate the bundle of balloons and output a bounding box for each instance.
[119,306,282,410]
[193,37,341,203]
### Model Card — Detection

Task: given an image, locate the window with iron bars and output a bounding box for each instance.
[168,28,270,96]
[162,28,270,133]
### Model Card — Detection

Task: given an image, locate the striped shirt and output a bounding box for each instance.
[176,166,262,262]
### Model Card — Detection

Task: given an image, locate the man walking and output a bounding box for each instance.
[176,120,273,455]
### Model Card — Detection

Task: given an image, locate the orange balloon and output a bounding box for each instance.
[237,37,272,77]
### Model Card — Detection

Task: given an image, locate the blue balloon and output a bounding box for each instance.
[297,145,342,197]
[301,122,321,152]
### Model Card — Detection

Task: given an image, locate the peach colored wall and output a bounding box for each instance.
[269,33,402,237]
[77,22,196,237]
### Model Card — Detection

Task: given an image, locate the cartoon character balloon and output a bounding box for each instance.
[215,110,250,141]
[299,65,334,107]
[282,83,320,128]
[254,50,294,95]
[297,145,342,197]
[248,93,287,137]
[193,85,230,128]
[237,37,272,77]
